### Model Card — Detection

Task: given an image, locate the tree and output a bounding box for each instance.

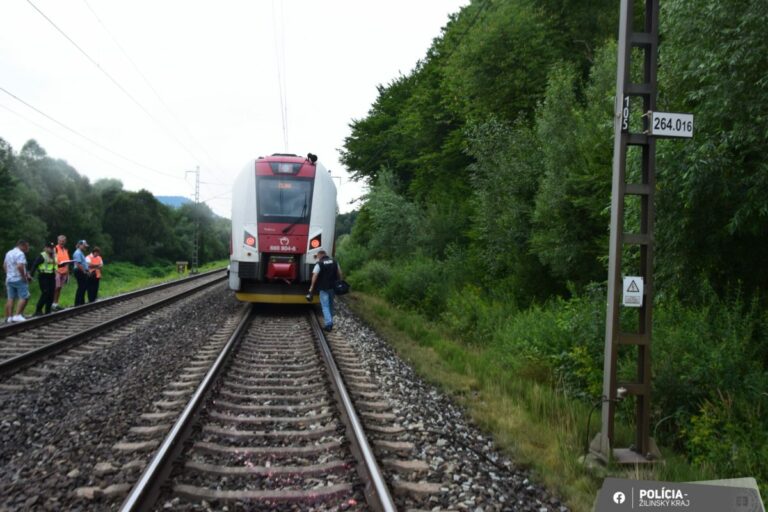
[93,178,123,194]
[174,202,229,264]
[442,0,561,122]
[340,74,420,190]
[655,0,768,294]
[527,44,616,290]
[0,139,48,250]
[102,190,179,264]
[0,139,23,250]
[466,117,561,303]
[335,211,358,238]
[15,139,103,246]
[355,171,428,257]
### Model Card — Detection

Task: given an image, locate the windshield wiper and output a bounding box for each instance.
[282,195,308,234]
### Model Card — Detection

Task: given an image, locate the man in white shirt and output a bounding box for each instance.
[4,239,31,323]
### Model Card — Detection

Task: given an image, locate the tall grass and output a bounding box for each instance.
[344,256,768,505]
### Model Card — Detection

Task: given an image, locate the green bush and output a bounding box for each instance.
[348,243,768,487]
[335,234,369,274]
[348,260,394,293]
[686,393,768,489]
[382,255,446,318]
[149,266,167,278]
[483,292,604,394]
[442,284,506,345]
[652,290,768,447]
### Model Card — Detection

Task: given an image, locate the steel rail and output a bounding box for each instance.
[119,303,253,512]
[0,268,225,337]
[0,272,227,378]
[308,312,397,512]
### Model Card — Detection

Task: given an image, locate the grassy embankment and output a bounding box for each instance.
[14,260,227,317]
[344,292,721,512]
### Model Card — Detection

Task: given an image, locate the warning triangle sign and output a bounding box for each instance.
[627,280,640,293]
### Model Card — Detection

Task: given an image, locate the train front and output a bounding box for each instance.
[229,153,337,303]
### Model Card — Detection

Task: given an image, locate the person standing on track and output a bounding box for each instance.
[72,240,90,306]
[85,246,103,303]
[307,249,343,332]
[52,235,70,311]
[29,241,58,316]
[3,239,31,323]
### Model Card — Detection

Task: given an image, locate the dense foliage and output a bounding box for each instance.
[338,0,768,486]
[0,138,228,266]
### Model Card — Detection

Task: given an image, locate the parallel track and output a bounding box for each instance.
[0,270,226,380]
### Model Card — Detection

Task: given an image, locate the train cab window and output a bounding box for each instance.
[257,178,313,221]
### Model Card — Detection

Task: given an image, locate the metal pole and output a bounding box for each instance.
[184,166,201,274]
[591,0,661,464]
[191,166,200,273]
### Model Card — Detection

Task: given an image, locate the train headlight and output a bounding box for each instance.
[310,235,321,249]
[244,235,256,247]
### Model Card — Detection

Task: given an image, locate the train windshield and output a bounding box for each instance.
[257,177,313,222]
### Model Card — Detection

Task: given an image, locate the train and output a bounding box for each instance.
[228,153,337,303]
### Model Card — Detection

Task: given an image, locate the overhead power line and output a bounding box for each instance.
[1,101,145,179]
[0,85,184,181]
[81,0,225,184]
[201,191,232,204]
[272,0,289,152]
[26,0,208,171]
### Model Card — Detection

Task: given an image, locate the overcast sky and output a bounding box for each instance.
[0,0,468,216]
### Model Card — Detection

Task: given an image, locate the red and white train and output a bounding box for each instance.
[229,153,337,303]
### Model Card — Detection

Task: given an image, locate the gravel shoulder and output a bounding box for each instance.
[0,287,567,511]
[0,284,242,511]
[334,299,568,512]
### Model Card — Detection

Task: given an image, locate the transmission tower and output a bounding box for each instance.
[186,166,200,274]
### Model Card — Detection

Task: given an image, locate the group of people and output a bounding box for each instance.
[6,238,340,328]
[3,236,104,323]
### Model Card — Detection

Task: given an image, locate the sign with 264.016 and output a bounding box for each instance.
[649,112,694,138]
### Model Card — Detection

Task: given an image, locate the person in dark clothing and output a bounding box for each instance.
[307,249,343,331]
[72,240,89,306]
[30,242,57,315]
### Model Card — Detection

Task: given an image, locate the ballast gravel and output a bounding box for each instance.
[0,285,568,511]
[0,283,242,511]
[332,299,569,512]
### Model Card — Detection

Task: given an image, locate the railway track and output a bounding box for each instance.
[0,291,560,510]
[115,306,396,511]
[0,269,226,385]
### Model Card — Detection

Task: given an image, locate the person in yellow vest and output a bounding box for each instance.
[85,247,103,303]
[30,241,57,315]
[52,235,71,311]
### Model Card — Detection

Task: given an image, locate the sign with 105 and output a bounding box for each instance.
[620,96,630,133]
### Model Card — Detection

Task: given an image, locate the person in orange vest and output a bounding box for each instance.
[52,235,71,311]
[85,247,103,303]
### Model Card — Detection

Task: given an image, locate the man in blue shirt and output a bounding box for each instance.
[72,240,90,306]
